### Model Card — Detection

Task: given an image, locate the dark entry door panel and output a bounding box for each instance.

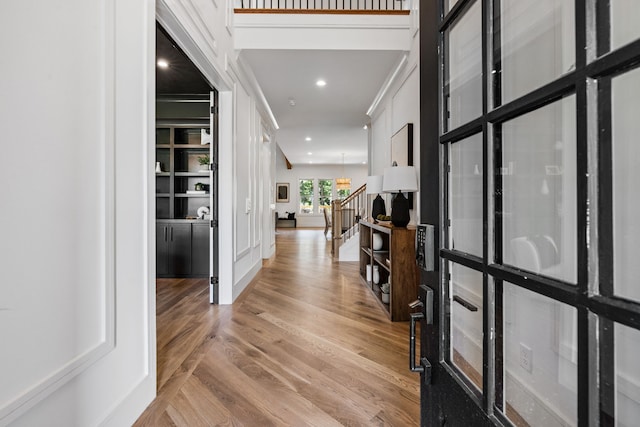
[423,370,492,427]
[419,0,640,426]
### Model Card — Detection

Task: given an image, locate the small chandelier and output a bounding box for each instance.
[336,177,351,190]
[336,153,351,190]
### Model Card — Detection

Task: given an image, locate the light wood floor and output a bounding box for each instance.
[134,229,420,426]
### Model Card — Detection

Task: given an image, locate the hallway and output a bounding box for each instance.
[135,229,420,426]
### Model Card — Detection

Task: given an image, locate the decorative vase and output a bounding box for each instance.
[366,265,372,283]
[372,233,383,251]
[372,265,380,285]
[155,162,162,173]
[381,292,390,303]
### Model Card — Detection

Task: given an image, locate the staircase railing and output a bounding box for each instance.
[236,0,410,12]
[331,183,367,257]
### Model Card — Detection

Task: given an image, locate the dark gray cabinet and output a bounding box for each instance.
[191,223,210,276]
[156,220,208,278]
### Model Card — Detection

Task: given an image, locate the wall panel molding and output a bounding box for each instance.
[185,0,219,57]
[0,1,116,423]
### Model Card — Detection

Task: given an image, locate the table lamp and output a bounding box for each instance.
[366,175,386,220]
[382,165,418,227]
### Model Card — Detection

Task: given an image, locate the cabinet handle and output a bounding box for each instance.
[170,227,173,241]
[164,226,167,242]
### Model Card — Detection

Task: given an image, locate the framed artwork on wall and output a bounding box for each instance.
[276,183,289,203]
[391,123,414,205]
[391,122,413,168]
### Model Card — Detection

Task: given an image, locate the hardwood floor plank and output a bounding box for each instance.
[218,316,382,423]
[135,229,420,426]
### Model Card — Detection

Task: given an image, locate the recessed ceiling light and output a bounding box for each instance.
[363,125,368,130]
[305,137,311,141]
[307,152,313,155]
[288,98,296,106]
[362,161,366,164]
[157,59,169,68]
[316,79,326,87]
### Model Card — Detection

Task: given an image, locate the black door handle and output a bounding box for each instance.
[409,310,433,384]
[410,312,424,373]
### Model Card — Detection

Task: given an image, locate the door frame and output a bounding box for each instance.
[156,0,234,304]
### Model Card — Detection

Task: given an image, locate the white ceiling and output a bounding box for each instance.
[240,49,404,165]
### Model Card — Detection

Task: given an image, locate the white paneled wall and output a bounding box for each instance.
[1,0,156,425]
[368,26,420,223]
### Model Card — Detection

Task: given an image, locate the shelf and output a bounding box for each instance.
[156,172,170,176]
[361,276,392,318]
[359,220,418,322]
[175,193,209,198]
[156,144,171,149]
[156,193,170,197]
[175,171,209,176]
[373,253,391,273]
[174,144,209,149]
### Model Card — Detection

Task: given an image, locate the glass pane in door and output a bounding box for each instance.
[445,0,461,13]
[612,67,640,302]
[611,0,640,50]
[501,96,577,284]
[450,263,483,391]
[449,133,483,256]
[503,282,577,426]
[444,0,482,132]
[615,322,640,426]
[497,0,575,106]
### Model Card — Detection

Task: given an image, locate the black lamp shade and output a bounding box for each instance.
[391,192,410,227]
[371,194,386,219]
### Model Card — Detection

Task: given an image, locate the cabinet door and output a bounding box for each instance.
[156,223,169,276]
[168,223,192,276]
[191,223,210,276]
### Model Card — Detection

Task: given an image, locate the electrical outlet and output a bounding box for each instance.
[520,343,533,373]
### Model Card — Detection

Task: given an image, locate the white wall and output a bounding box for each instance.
[368,21,421,224]
[0,0,156,425]
[234,12,411,51]
[275,149,368,228]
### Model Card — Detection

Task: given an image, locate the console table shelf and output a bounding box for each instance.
[359,220,419,321]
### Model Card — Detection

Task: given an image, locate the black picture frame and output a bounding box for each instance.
[276,183,289,203]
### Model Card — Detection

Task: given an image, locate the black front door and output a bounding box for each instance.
[418,1,640,426]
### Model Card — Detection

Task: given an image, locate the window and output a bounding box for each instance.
[337,187,351,199]
[299,179,314,214]
[318,179,333,214]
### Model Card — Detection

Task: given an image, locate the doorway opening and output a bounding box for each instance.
[155,22,219,299]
